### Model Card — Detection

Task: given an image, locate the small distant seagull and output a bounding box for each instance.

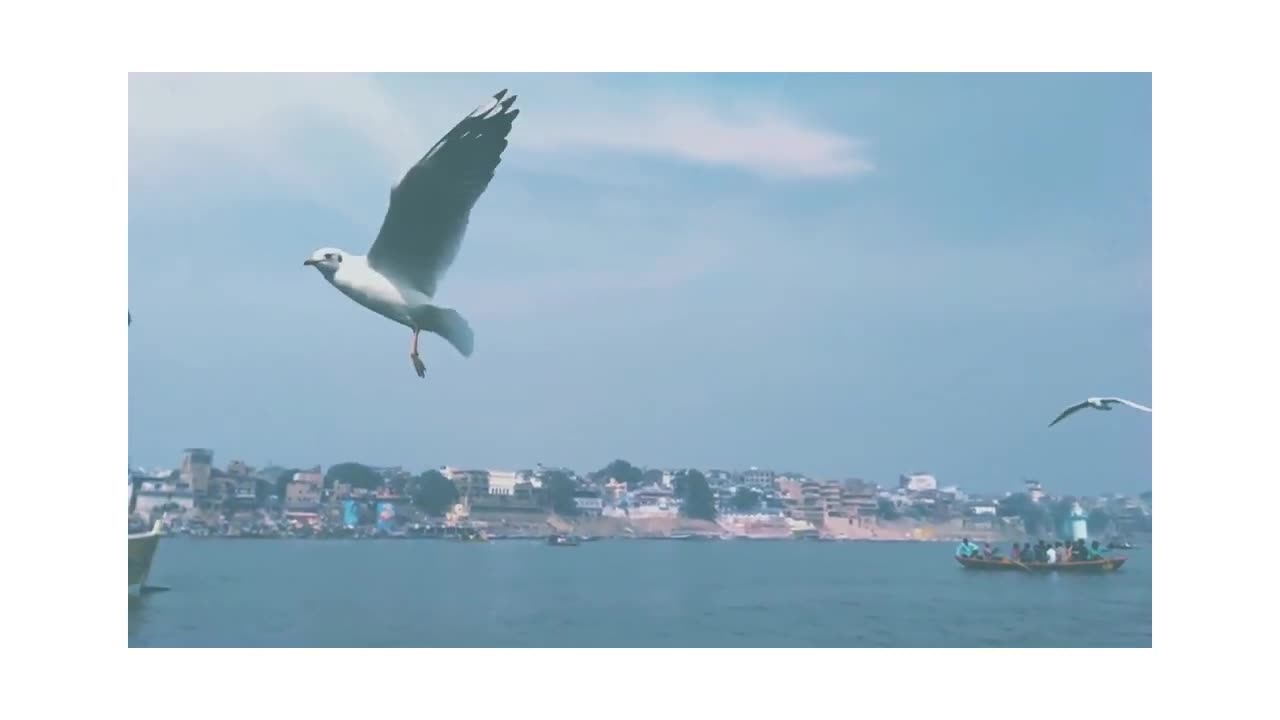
[304,89,520,378]
[1048,397,1152,427]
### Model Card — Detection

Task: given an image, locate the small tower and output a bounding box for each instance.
[1069,501,1088,541]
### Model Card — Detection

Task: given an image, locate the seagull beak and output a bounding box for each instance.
[303,259,319,267]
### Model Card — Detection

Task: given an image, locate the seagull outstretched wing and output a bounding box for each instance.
[367,89,520,297]
[1048,400,1091,427]
[1102,397,1152,413]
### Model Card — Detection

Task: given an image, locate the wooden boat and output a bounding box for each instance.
[129,519,164,593]
[548,534,579,546]
[955,555,1126,572]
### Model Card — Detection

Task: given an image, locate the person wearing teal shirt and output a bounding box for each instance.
[1087,540,1108,560]
[955,538,980,558]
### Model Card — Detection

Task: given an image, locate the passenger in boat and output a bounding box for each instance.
[1021,542,1033,562]
[1074,538,1088,560]
[1060,540,1073,563]
[1010,543,1021,561]
[982,542,997,559]
[1086,540,1106,560]
[1034,541,1048,562]
[955,537,980,558]
[1045,542,1057,564]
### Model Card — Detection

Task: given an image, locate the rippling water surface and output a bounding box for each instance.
[129,538,1151,647]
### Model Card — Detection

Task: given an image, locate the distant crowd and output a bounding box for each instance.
[955,537,1107,564]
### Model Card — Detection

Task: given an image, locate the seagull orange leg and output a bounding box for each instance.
[410,328,426,378]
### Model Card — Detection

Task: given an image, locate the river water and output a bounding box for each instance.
[129,537,1151,647]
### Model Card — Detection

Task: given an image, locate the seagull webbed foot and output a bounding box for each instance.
[411,353,426,378]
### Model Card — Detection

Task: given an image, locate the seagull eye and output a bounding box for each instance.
[324,253,334,260]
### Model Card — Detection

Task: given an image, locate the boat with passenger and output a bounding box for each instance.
[955,555,1126,572]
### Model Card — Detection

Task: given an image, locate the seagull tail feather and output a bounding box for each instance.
[414,305,475,358]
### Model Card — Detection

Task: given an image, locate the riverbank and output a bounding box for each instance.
[140,510,1123,544]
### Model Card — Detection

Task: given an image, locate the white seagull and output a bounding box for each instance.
[1048,397,1152,427]
[304,89,520,378]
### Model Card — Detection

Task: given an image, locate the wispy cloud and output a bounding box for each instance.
[129,73,872,188]
[130,73,428,177]
[523,102,871,179]
[129,74,874,315]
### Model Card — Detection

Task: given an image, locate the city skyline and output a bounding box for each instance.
[128,73,1151,494]
[129,448,1146,499]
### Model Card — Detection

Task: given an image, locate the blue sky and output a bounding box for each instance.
[128,73,1150,494]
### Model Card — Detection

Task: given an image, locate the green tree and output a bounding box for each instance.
[730,487,762,513]
[1049,498,1077,539]
[1087,508,1112,536]
[641,468,665,487]
[386,473,409,495]
[255,477,275,504]
[876,498,900,520]
[999,493,1051,536]
[541,470,579,516]
[324,462,382,490]
[997,493,1034,518]
[405,470,458,516]
[675,470,716,521]
[593,459,644,489]
[903,503,929,520]
[273,469,299,501]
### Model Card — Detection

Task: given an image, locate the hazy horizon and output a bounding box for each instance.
[128,73,1151,495]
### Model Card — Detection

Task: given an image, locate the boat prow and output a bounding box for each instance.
[129,519,164,593]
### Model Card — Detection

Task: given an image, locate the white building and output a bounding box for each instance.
[705,470,734,487]
[1025,480,1045,503]
[899,473,937,493]
[133,488,195,517]
[487,470,520,496]
[516,469,541,489]
[627,504,678,519]
[1069,501,1088,541]
[602,478,629,504]
[740,468,778,489]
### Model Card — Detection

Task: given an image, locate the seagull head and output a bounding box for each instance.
[303,248,346,277]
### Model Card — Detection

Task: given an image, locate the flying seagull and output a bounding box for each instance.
[304,89,520,377]
[1048,397,1152,427]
